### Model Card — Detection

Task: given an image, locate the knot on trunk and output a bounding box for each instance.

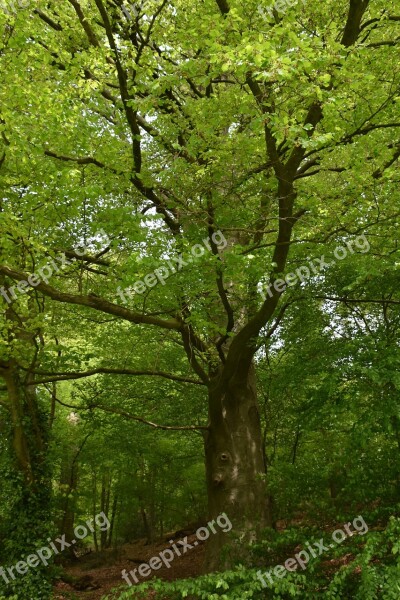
[219,452,230,463]
[213,472,224,486]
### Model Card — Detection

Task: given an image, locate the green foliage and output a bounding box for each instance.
[105,516,400,599]
[0,482,54,599]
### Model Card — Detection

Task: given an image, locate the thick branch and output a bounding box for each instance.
[0,264,181,331]
[245,76,282,176]
[67,0,100,47]
[94,0,142,173]
[215,0,230,15]
[341,0,371,47]
[33,9,63,31]
[31,367,205,386]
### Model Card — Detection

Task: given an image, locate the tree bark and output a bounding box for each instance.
[92,470,99,552]
[108,491,118,548]
[3,367,33,483]
[100,470,111,550]
[204,361,269,570]
[59,449,79,556]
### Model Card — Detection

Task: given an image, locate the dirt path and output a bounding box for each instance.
[53,533,205,600]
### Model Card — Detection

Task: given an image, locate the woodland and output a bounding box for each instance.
[0,0,400,598]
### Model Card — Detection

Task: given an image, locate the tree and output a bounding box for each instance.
[0,0,399,571]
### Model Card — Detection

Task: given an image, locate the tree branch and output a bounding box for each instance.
[51,394,208,431]
[44,149,120,174]
[0,264,182,331]
[180,325,209,384]
[215,0,230,15]
[67,0,100,47]
[57,249,110,267]
[316,296,400,305]
[341,0,371,47]
[373,142,400,178]
[31,367,205,386]
[33,9,63,31]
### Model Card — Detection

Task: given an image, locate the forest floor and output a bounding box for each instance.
[51,516,369,599]
[52,530,205,600]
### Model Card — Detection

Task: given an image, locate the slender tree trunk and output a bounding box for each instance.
[204,362,269,570]
[59,452,78,556]
[92,470,99,552]
[100,471,111,550]
[107,492,118,548]
[140,505,152,545]
[291,427,301,465]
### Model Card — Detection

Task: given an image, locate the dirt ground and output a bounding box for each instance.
[52,532,205,600]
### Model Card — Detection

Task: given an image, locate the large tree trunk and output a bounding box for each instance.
[0,361,53,597]
[3,362,48,486]
[204,362,269,571]
[3,366,34,483]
